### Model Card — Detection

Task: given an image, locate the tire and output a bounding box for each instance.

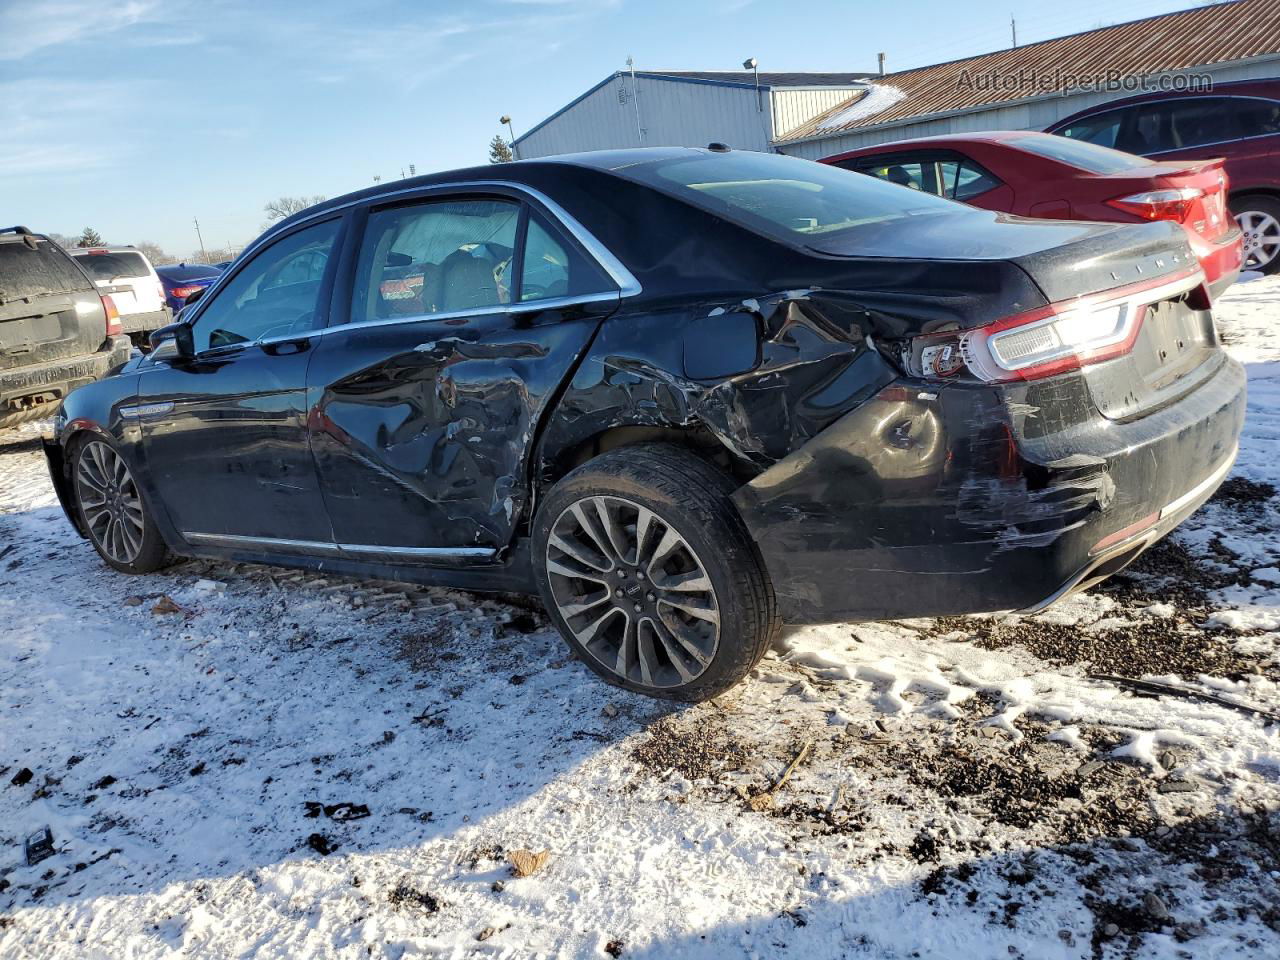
[1232,194,1280,275]
[70,436,170,574]
[532,443,779,701]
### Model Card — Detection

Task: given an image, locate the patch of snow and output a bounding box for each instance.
[816,83,906,131]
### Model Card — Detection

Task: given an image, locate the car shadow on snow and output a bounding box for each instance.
[0,494,680,914]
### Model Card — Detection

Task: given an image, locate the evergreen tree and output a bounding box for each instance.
[489,135,514,164]
[76,227,104,247]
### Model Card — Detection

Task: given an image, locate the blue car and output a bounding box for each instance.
[155,262,223,314]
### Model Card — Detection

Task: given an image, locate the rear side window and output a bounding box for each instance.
[627,150,956,242]
[519,212,612,303]
[71,251,150,282]
[0,239,92,301]
[1233,97,1280,137]
[1012,135,1149,174]
[350,199,520,324]
[938,160,1002,200]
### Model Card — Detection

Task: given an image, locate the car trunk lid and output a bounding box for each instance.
[1094,158,1235,245]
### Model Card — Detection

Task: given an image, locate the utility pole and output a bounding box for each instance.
[626,56,643,144]
[193,217,207,263]
[1011,16,1018,48]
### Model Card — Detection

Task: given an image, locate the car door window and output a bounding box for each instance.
[191,219,339,353]
[937,160,1002,200]
[862,160,931,193]
[519,212,612,302]
[1058,110,1127,149]
[1164,99,1238,150]
[1232,97,1280,138]
[350,199,519,324]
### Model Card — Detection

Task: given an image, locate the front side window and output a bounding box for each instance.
[519,212,612,302]
[190,218,339,353]
[1057,110,1126,149]
[861,160,931,193]
[350,199,519,324]
[1233,97,1280,138]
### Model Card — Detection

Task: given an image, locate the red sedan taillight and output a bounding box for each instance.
[905,267,1206,383]
[102,294,123,336]
[1106,187,1203,224]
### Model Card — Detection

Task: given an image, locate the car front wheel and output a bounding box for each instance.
[533,444,779,701]
[72,437,169,574]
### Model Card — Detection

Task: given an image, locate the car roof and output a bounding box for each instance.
[828,131,1047,158]
[269,147,720,234]
[1051,77,1280,126]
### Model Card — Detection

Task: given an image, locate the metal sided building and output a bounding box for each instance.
[511,70,872,159]
[774,0,1280,159]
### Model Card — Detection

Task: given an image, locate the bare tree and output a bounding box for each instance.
[489,135,514,164]
[134,241,174,266]
[263,195,326,223]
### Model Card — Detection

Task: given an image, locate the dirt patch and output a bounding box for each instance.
[630,712,750,782]
[933,610,1266,681]
[1209,476,1277,510]
[388,882,444,912]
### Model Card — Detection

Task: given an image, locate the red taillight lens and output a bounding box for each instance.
[102,294,122,336]
[1106,187,1203,224]
[904,268,1206,383]
[156,282,166,302]
[170,284,205,299]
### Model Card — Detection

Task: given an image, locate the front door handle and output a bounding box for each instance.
[261,338,310,356]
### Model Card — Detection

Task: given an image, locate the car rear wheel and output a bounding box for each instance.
[72,437,169,574]
[1233,195,1280,275]
[533,444,779,701]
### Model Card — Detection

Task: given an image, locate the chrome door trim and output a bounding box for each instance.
[119,401,175,419]
[184,180,641,331]
[182,530,497,563]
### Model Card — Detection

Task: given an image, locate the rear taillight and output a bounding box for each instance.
[1106,187,1203,224]
[170,284,205,300]
[102,294,122,336]
[904,268,1205,383]
[156,282,166,302]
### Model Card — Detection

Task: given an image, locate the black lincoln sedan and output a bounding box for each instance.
[45,147,1245,700]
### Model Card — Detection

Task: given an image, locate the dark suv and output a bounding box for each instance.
[1048,80,1280,273]
[0,227,132,430]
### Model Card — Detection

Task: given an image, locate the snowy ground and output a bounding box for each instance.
[2,277,1280,960]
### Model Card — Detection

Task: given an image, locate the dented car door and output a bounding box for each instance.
[307,193,621,559]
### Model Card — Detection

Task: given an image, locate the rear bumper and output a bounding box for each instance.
[1195,227,1243,302]
[733,356,1247,623]
[0,336,132,429]
[118,307,171,335]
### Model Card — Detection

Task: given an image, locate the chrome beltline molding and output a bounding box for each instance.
[183,531,496,561]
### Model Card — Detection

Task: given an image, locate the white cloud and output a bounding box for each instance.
[0,0,164,60]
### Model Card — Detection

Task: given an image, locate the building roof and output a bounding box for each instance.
[777,0,1280,144]
[513,69,872,146]
[643,70,871,87]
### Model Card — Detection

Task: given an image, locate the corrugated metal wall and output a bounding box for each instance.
[771,88,861,139]
[516,75,777,159]
[776,59,1280,160]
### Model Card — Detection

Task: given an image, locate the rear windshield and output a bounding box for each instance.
[618,150,959,244]
[0,239,92,302]
[71,250,150,281]
[1011,135,1151,174]
[158,264,221,281]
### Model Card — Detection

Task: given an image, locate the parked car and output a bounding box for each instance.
[1046,79,1280,274]
[155,262,223,314]
[69,245,170,341]
[821,131,1243,301]
[0,227,131,430]
[44,149,1244,700]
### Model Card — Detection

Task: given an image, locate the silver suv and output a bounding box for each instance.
[68,246,170,339]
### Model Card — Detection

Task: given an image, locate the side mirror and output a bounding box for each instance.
[148,320,195,359]
[184,287,206,306]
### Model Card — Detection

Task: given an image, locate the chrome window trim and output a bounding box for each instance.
[185,180,641,332]
[182,530,496,562]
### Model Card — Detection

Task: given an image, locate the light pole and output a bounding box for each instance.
[500,114,517,157]
[743,57,761,111]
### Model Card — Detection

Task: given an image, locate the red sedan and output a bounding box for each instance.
[820,131,1243,300]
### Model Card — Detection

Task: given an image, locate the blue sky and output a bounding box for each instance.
[1,0,1205,257]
